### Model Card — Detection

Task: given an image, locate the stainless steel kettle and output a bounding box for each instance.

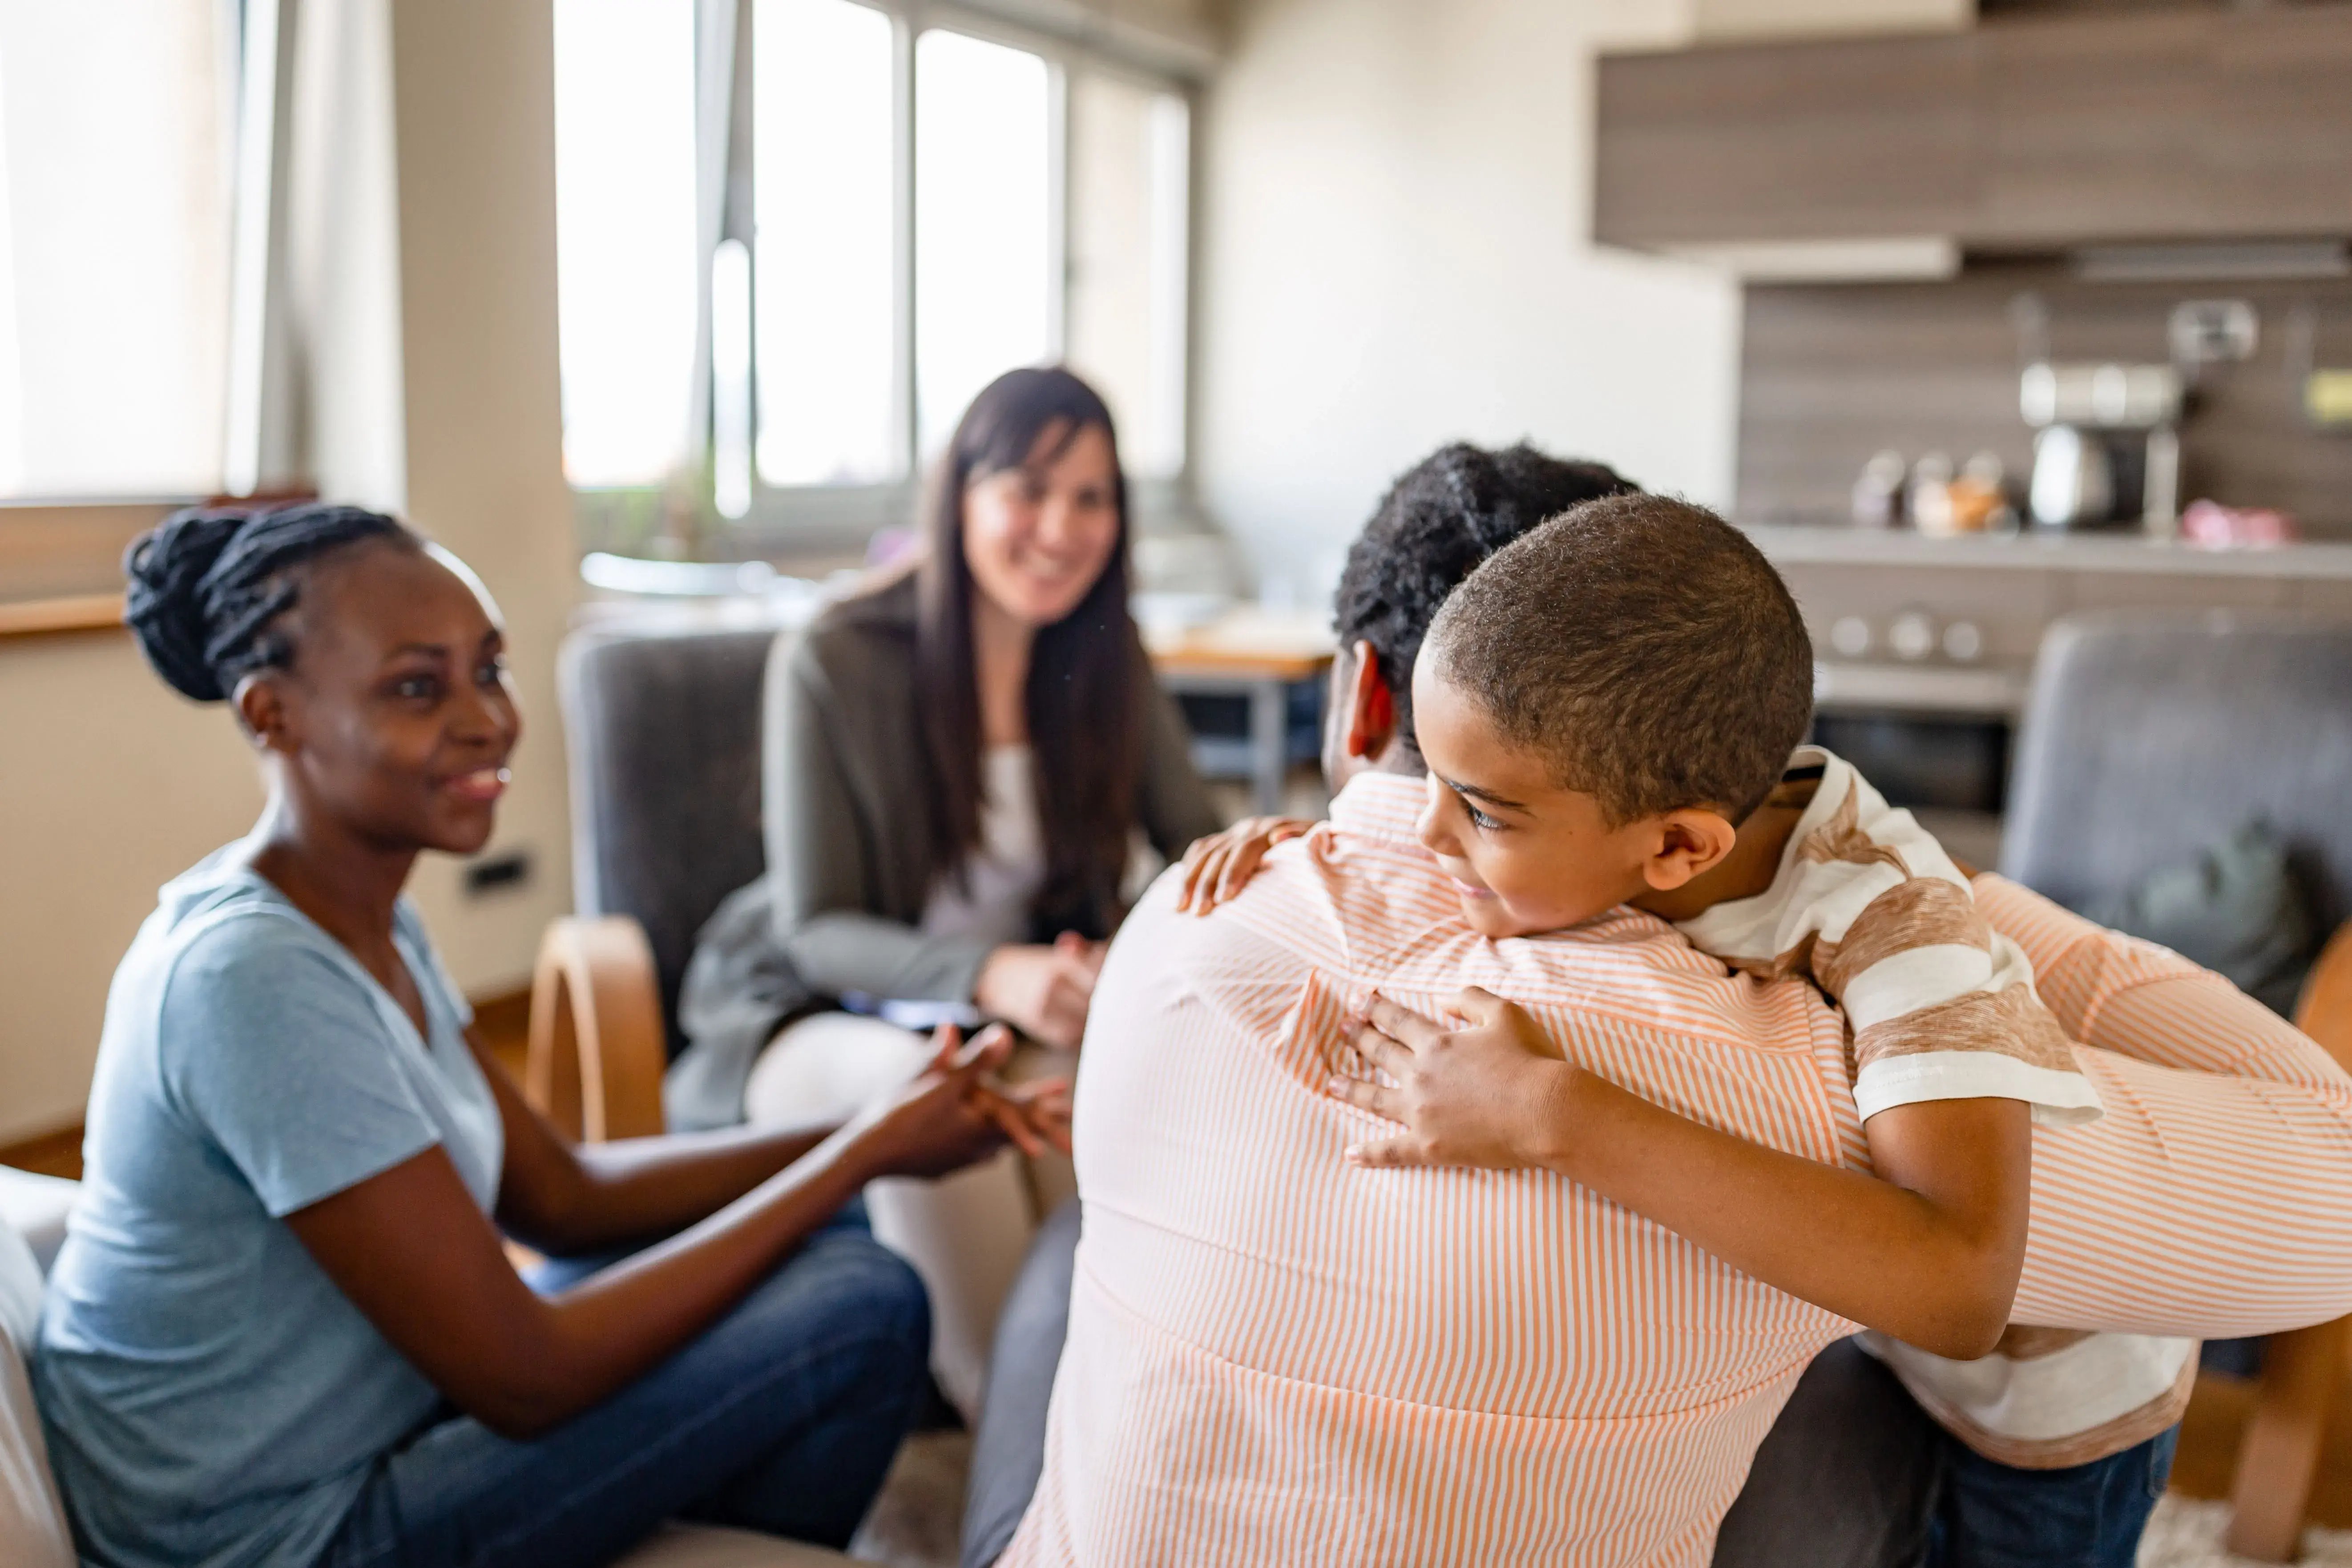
[2028,424,2115,529]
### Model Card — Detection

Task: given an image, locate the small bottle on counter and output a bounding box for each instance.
[1851,450,1906,529]
[1908,452,1956,535]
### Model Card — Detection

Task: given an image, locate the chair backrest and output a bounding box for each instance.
[2001,610,2352,935]
[559,623,784,1054]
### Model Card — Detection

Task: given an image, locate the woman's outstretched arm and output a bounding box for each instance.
[285,1029,1009,1439]
[484,1025,1068,1256]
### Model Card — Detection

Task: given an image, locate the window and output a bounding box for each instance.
[1066,75,1189,481]
[912,29,1053,460]
[0,0,237,498]
[553,0,1194,542]
[753,0,896,488]
[552,0,699,489]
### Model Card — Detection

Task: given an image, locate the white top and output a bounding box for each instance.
[1678,749,2182,1469]
[921,745,1046,951]
[1676,746,2102,1128]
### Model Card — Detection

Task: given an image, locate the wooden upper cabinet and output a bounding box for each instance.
[1594,5,2352,253]
[2204,8,2352,237]
[1594,34,1979,246]
[1974,14,2209,246]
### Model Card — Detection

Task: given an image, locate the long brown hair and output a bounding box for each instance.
[912,366,1143,938]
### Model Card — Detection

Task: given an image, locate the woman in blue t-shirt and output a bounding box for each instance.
[35,503,1063,1568]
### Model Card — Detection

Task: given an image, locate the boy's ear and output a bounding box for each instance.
[1639,808,1739,893]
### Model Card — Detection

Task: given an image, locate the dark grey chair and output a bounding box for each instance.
[558,621,784,1057]
[1999,608,2352,1562]
[2002,609,2352,935]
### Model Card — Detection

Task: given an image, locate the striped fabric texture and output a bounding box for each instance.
[1002,774,2352,1567]
[1679,747,2162,1467]
[1676,748,2098,1129]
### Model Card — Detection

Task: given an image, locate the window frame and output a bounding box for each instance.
[627,0,1200,561]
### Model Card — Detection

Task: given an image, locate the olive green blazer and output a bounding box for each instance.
[668,571,1220,1127]
[763,571,1220,1002]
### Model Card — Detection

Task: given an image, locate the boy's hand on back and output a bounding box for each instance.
[1176,817,1314,916]
[1330,988,1577,1170]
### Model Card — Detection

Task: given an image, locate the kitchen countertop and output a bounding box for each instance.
[1743,524,2352,579]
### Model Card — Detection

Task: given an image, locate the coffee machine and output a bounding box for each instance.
[2019,361,2183,534]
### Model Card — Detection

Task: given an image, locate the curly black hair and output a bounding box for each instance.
[122,502,419,703]
[1332,442,1635,755]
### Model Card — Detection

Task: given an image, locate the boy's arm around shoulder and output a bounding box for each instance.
[1338,989,2033,1359]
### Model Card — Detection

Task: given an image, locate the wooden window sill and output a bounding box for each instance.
[0,592,126,641]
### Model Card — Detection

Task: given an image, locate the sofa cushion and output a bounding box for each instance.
[0,1221,74,1568]
[617,1522,852,1566]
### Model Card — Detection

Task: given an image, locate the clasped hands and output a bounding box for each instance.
[849,1022,1073,1183]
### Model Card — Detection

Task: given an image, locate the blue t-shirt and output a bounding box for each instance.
[34,848,504,1568]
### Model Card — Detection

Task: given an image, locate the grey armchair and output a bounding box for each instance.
[526,621,786,1141]
[2001,609,2352,1562]
[2003,610,2352,937]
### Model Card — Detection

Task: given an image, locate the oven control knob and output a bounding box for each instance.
[1942,619,1983,663]
[1829,615,1873,658]
[1888,609,1937,662]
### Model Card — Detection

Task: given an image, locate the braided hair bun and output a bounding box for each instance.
[122,502,416,703]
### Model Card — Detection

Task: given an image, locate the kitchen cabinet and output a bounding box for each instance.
[2205,9,2352,237]
[1593,35,1978,247]
[1973,14,2208,246]
[1594,6,2352,255]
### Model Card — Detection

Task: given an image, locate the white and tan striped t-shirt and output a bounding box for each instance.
[1676,746,2102,1130]
[1678,749,2189,1468]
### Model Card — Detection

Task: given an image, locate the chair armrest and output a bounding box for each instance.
[525,917,667,1142]
[2296,920,2352,1076]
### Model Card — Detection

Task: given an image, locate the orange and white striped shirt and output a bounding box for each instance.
[1004,774,2352,1568]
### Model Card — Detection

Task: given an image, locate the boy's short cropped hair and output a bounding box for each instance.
[1426,494,1814,825]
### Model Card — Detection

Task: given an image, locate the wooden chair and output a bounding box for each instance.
[520,620,790,1142]
[524,915,668,1143]
[2230,923,2352,1560]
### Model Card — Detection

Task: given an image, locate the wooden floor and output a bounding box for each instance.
[8,990,2352,1534]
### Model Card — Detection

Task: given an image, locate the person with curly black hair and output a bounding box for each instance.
[1328,441,1635,766]
[1174,443,1635,913]
[40,502,1062,1568]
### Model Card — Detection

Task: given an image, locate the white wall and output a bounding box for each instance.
[1193,0,1743,601]
[1691,0,1966,43]
[382,0,579,999]
[0,0,576,1144]
[0,641,263,1142]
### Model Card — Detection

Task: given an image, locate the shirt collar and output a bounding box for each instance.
[1329,770,1428,845]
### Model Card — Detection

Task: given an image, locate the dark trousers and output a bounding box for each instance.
[1927,1426,2178,1568]
[322,1215,930,1568]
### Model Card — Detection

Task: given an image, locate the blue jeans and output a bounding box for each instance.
[1928,1425,2179,1568]
[316,1218,930,1568]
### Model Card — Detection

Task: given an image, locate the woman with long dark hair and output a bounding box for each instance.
[37,503,1052,1568]
[672,366,1220,1415]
